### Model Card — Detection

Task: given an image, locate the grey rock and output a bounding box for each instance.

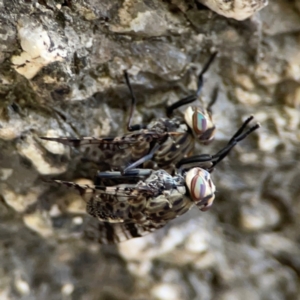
[0,0,299,299]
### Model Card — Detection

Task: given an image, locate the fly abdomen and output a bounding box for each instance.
[154,132,194,168]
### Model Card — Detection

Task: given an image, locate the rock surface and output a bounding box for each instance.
[0,0,299,299]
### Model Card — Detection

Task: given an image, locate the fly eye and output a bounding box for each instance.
[193,110,208,133]
[190,174,206,201]
[200,127,216,145]
[185,168,216,209]
[190,108,215,143]
[199,195,215,211]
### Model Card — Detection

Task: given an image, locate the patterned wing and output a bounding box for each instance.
[46,170,190,244]
[41,132,159,170]
[49,179,157,223]
[40,130,178,149]
[41,131,183,171]
[83,187,193,244]
[83,217,165,244]
[40,135,141,148]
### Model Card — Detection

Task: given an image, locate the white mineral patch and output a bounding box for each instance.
[11,18,67,79]
[61,283,74,296]
[240,202,281,231]
[285,87,300,108]
[234,74,255,90]
[14,276,30,296]
[74,178,93,185]
[127,261,152,277]
[185,231,209,253]
[257,233,300,256]
[239,152,259,164]
[111,9,169,36]
[286,60,300,81]
[284,107,300,132]
[198,0,268,20]
[235,87,262,105]
[111,0,184,36]
[23,211,54,238]
[130,11,168,36]
[59,193,86,214]
[0,168,13,180]
[40,130,69,155]
[194,251,217,269]
[119,219,209,263]
[17,136,67,175]
[0,117,33,141]
[118,235,156,261]
[220,288,261,300]
[49,204,62,217]
[69,76,112,101]
[151,283,182,300]
[1,185,39,213]
[257,132,280,152]
[0,289,10,300]
[255,61,282,85]
[0,123,22,140]
[72,216,83,225]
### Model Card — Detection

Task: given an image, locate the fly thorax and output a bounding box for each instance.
[166,175,186,200]
[157,170,179,190]
[148,117,185,133]
[147,119,168,134]
[178,122,189,133]
[143,170,168,193]
[185,167,216,211]
[148,170,178,194]
[161,117,182,131]
[184,106,216,144]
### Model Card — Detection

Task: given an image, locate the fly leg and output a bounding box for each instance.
[166,51,218,117]
[196,51,218,98]
[96,169,152,180]
[95,169,151,186]
[124,71,147,131]
[210,118,260,169]
[176,116,260,171]
[122,143,162,174]
[206,86,218,115]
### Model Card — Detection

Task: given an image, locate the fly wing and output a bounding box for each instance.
[40,136,139,148]
[40,131,183,171]
[49,179,138,196]
[41,133,153,170]
[49,179,155,198]
[83,217,165,244]
[48,179,157,223]
[47,175,186,243]
[40,129,174,150]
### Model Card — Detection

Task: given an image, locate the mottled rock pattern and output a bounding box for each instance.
[0,0,299,299]
[197,0,268,20]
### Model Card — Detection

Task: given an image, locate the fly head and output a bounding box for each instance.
[184,106,216,144]
[185,167,216,211]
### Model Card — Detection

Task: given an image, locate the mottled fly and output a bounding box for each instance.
[49,116,259,243]
[41,52,218,173]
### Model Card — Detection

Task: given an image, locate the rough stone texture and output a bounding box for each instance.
[0,0,299,299]
[197,0,268,20]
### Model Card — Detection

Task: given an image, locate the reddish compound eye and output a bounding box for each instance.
[185,167,216,210]
[190,172,206,200]
[184,107,216,144]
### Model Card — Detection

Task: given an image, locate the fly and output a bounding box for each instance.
[49,116,259,244]
[41,52,218,173]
